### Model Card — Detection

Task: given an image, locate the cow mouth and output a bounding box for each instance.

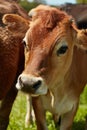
[21,85,48,96]
[21,85,35,94]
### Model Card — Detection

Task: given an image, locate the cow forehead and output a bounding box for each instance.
[25,6,73,51]
[25,24,69,53]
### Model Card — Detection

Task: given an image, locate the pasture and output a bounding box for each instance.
[7,86,87,130]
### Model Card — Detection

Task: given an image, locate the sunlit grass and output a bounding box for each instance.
[7,86,87,130]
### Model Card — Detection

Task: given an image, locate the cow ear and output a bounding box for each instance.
[71,22,87,50]
[2,14,29,33]
[76,29,87,50]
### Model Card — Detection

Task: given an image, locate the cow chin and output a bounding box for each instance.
[30,86,48,97]
[34,85,48,95]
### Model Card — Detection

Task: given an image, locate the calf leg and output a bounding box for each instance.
[25,95,35,128]
[0,86,17,130]
[60,101,79,130]
[32,96,48,130]
[53,114,61,128]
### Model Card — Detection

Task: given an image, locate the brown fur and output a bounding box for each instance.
[0,0,29,129]
[4,5,87,130]
[0,27,24,99]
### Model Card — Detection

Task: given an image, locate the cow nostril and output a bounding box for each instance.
[32,80,42,90]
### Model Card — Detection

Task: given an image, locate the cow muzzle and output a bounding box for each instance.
[16,74,48,96]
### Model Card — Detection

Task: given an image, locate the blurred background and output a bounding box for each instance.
[18,0,87,11]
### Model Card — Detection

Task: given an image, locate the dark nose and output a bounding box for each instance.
[32,80,42,90]
[18,74,42,93]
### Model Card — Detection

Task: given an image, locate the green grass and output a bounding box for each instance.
[7,86,87,130]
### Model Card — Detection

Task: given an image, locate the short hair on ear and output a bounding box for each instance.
[3,14,29,33]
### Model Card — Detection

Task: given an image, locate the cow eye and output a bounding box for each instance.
[57,45,68,56]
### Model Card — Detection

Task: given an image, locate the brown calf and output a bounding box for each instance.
[25,3,87,128]
[4,5,87,130]
[0,0,29,129]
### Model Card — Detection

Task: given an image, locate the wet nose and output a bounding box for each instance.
[17,74,42,93]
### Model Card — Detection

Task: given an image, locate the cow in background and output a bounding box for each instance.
[4,5,87,130]
[0,0,29,129]
[60,3,87,29]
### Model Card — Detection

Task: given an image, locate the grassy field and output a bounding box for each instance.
[7,86,87,130]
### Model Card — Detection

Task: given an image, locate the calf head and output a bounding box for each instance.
[3,5,87,96]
